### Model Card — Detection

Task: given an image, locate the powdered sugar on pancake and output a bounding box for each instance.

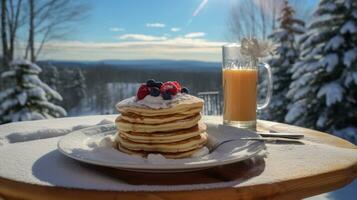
[116,93,198,110]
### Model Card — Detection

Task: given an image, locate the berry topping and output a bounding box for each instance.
[137,84,150,100]
[150,87,161,97]
[162,91,172,100]
[137,80,188,100]
[153,81,163,88]
[146,79,156,87]
[160,81,178,95]
[172,81,182,92]
[181,87,189,94]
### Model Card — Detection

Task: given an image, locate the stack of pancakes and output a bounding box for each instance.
[115,94,207,158]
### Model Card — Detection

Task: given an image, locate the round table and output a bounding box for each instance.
[0,115,356,200]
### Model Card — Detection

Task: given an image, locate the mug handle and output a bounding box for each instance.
[257,62,273,110]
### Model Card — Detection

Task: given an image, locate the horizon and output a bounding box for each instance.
[39,58,221,63]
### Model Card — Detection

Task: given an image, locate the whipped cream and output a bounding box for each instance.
[116,93,195,110]
[136,95,172,109]
[87,135,115,148]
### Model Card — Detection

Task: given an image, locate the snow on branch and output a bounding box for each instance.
[324,35,345,51]
[36,101,67,117]
[23,74,63,101]
[317,82,344,106]
[321,53,338,72]
[11,60,42,73]
[285,102,306,123]
[0,88,16,102]
[344,48,357,68]
[341,20,357,34]
[1,70,16,79]
[344,72,357,86]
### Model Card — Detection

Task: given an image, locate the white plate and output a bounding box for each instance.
[57,121,265,173]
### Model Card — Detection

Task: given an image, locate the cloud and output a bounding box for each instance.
[193,0,208,16]
[171,27,181,32]
[37,37,224,61]
[146,23,166,28]
[118,34,167,41]
[109,27,125,32]
[184,32,206,38]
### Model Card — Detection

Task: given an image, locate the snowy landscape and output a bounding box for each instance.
[0,0,355,144]
[0,0,356,199]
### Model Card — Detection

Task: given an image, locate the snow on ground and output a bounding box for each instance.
[0,115,114,145]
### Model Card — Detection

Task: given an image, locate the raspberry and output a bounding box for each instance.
[160,81,178,95]
[172,81,182,92]
[137,84,150,100]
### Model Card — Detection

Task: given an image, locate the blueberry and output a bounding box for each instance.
[146,79,156,87]
[153,81,163,88]
[181,87,189,94]
[162,92,172,100]
[150,87,161,97]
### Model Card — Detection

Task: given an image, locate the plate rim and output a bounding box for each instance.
[57,122,265,171]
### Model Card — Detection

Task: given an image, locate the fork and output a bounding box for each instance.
[209,137,303,153]
[258,132,304,139]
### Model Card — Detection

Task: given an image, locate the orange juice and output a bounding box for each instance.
[223,68,258,122]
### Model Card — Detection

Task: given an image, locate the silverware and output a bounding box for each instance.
[258,132,304,139]
[209,137,303,153]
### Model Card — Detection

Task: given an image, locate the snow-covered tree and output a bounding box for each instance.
[57,67,87,113]
[42,64,60,91]
[286,0,357,143]
[0,60,67,123]
[267,0,305,122]
[66,68,87,114]
[71,68,86,101]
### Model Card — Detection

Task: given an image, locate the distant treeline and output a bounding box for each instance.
[38,60,223,115]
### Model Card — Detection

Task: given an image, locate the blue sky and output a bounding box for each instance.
[73,0,230,42]
[40,0,318,61]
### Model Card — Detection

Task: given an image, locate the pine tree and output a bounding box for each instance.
[61,68,87,115]
[72,68,86,101]
[267,0,305,122]
[66,68,87,114]
[45,64,60,91]
[0,60,67,123]
[286,0,357,143]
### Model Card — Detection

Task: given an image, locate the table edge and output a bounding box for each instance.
[1,162,357,200]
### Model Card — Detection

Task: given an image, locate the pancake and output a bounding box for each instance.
[117,145,204,159]
[116,94,204,117]
[119,122,207,143]
[119,109,201,124]
[117,133,208,153]
[116,114,201,133]
[114,85,206,159]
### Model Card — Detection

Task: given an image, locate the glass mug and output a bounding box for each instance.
[222,43,273,130]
